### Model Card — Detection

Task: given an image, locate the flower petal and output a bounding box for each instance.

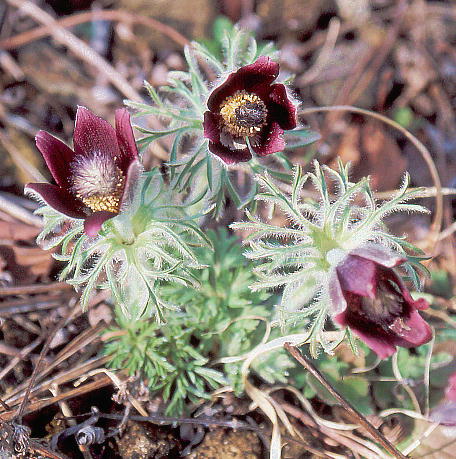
[328,269,347,315]
[35,131,77,189]
[120,159,144,211]
[207,141,251,164]
[389,309,432,348]
[268,84,297,130]
[207,56,279,111]
[203,111,222,143]
[393,273,429,311]
[115,108,139,173]
[336,254,377,298]
[84,211,116,237]
[350,245,406,268]
[73,106,120,159]
[252,122,286,157]
[343,318,398,359]
[25,183,85,219]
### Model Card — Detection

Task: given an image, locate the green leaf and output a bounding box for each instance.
[284,128,321,149]
[213,15,234,43]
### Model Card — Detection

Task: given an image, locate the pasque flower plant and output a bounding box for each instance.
[24,25,437,447]
[232,161,432,357]
[27,108,209,320]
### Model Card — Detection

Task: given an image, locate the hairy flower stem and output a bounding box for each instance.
[284,343,408,459]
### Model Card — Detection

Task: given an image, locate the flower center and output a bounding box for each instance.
[70,153,125,213]
[219,90,267,138]
[356,275,408,329]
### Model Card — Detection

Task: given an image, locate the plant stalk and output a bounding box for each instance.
[284,342,408,459]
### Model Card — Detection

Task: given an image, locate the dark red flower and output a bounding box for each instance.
[329,245,432,359]
[203,56,297,164]
[26,107,142,237]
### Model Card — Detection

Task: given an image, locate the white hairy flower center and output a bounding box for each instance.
[71,152,124,213]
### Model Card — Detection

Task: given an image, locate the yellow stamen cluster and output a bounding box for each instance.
[78,179,124,213]
[71,153,125,213]
[219,90,267,138]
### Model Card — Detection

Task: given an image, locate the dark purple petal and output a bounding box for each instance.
[115,108,139,173]
[203,111,222,143]
[84,211,116,237]
[252,122,286,157]
[267,84,297,130]
[331,246,432,359]
[335,311,398,359]
[25,183,85,219]
[350,245,405,268]
[389,310,432,348]
[207,141,252,164]
[73,106,120,159]
[35,131,77,189]
[393,273,429,310]
[208,56,279,111]
[120,159,143,210]
[336,254,377,298]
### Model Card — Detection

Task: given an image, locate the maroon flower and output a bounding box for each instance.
[329,245,432,359]
[26,107,142,237]
[203,56,297,164]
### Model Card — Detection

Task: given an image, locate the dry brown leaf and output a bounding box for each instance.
[357,120,407,191]
[0,244,53,283]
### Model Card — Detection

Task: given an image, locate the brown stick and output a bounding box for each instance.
[0,282,73,296]
[284,343,408,459]
[14,304,78,423]
[1,376,112,421]
[0,8,189,51]
[4,0,141,101]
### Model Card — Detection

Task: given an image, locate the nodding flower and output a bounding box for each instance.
[329,245,432,359]
[26,107,142,236]
[203,56,297,164]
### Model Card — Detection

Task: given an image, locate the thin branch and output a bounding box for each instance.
[0,282,73,296]
[14,304,78,423]
[0,9,189,51]
[284,343,408,459]
[5,0,141,101]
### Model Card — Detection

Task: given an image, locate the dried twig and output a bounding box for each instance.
[1,376,112,421]
[14,304,78,423]
[0,8,189,50]
[0,282,73,296]
[5,0,141,101]
[284,343,408,459]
